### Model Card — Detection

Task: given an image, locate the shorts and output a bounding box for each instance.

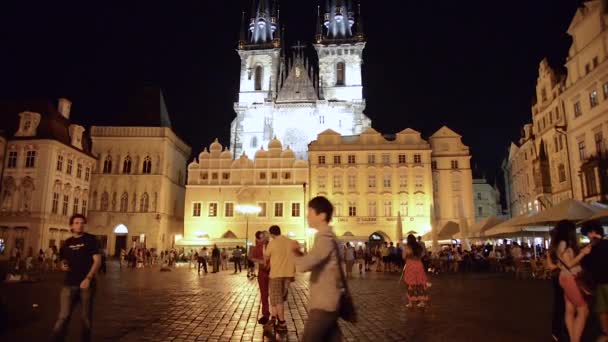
[559,274,586,308]
[594,283,608,313]
[269,277,293,306]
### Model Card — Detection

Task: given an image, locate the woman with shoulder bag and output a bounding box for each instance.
[549,220,592,342]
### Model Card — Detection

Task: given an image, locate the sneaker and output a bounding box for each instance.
[258,316,269,325]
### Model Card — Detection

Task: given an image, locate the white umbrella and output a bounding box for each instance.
[514,199,602,227]
[483,211,541,237]
[582,207,608,222]
[464,216,505,238]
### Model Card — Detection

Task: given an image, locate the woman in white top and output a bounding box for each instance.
[548,220,592,342]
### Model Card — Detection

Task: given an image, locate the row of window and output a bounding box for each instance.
[316,154,459,169]
[317,174,462,192]
[51,193,87,217]
[332,201,425,217]
[102,156,153,174]
[573,81,608,118]
[201,171,292,181]
[56,155,90,181]
[94,191,151,213]
[7,150,36,169]
[192,202,301,218]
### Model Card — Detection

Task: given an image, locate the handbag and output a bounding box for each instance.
[331,239,357,323]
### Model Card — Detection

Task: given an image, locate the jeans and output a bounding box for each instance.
[198,258,208,274]
[51,286,96,342]
[258,271,270,317]
[234,257,241,272]
[302,309,341,342]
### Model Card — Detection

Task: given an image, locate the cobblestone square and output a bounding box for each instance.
[0,262,552,342]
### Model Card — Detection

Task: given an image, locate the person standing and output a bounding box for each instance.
[198,247,208,274]
[381,242,390,272]
[292,196,343,341]
[344,242,355,278]
[250,231,271,324]
[581,220,608,340]
[403,234,429,309]
[221,248,228,271]
[364,242,372,272]
[211,244,220,273]
[233,245,243,273]
[264,225,295,334]
[51,214,102,342]
[548,220,591,342]
[356,245,364,275]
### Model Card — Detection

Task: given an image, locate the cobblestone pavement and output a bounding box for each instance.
[0,262,553,342]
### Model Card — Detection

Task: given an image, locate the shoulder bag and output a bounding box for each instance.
[331,239,357,323]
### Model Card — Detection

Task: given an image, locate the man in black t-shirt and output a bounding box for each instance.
[51,214,101,342]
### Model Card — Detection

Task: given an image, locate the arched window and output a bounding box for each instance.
[251,136,258,148]
[142,156,152,174]
[103,156,112,174]
[336,62,345,86]
[100,192,109,211]
[120,192,128,212]
[254,65,263,91]
[140,192,149,212]
[122,156,132,174]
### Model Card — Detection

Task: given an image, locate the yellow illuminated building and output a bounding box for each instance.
[182,138,309,249]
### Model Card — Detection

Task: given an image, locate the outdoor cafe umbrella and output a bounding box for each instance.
[513,199,603,227]
[437,221,460,240]
[463,216,505,238]
[583,207,608,222]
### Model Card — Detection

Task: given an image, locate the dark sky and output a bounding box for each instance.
[0,0,582,185]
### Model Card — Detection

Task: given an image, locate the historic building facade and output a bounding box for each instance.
[182,138,308,248]
[473,178,502,222]
[230,0,371,159]
[561,1,608,203]
[85,91,191,256]
[504,1,608,215]
[0,99,96,259]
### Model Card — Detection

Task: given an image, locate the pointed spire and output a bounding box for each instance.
[315,4,323,43]
[356,1,364,40]
[239,11,247,48]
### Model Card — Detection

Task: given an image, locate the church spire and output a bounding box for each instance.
[239,11,247,48]
[315,4,323,43]
[320,0,359,42]
[356,1,364,40]
[244,0,280,48]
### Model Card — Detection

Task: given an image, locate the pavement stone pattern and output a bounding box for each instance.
[0,262,552,341]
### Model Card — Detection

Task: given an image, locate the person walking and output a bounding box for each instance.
[403,234,429,309]
[548,220,591,342]
[356,245,364,275]
[51,214,102,342]
[292,196,344,341]
[381,242,390,272]
[264,225,295,334]
[198,247,208,274]
[233,245,243,273]
[364,242,372,272]
[344,242,355,278]
[250,231,271,324]
[221,248,228,271]
[581,220,608,340]
[211,244,220,273]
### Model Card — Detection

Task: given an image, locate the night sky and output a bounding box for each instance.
[0,0,583,186]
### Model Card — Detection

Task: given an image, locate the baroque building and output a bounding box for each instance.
[183,126,475,248]
[230,0,371,159]
[182,138,308,248]
[86,89,191,255]
[0,99,95,259]
[473,177,502,222]
[504,1,608,215]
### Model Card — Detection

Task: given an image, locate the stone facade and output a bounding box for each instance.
[473,178,502,222]
[0,99,96,259]
[182,138,308,248]
[504,1,608,214]
[86,126,191,256]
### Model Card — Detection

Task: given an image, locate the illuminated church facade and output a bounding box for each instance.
[230,0,371,159]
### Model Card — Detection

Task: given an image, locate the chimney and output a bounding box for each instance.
[58,98,72,119]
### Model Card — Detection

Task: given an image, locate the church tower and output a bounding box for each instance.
[314,0,366,102]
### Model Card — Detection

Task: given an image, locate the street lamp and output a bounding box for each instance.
[235,204,262,255]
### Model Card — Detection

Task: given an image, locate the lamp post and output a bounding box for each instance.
[235,204,262,255]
